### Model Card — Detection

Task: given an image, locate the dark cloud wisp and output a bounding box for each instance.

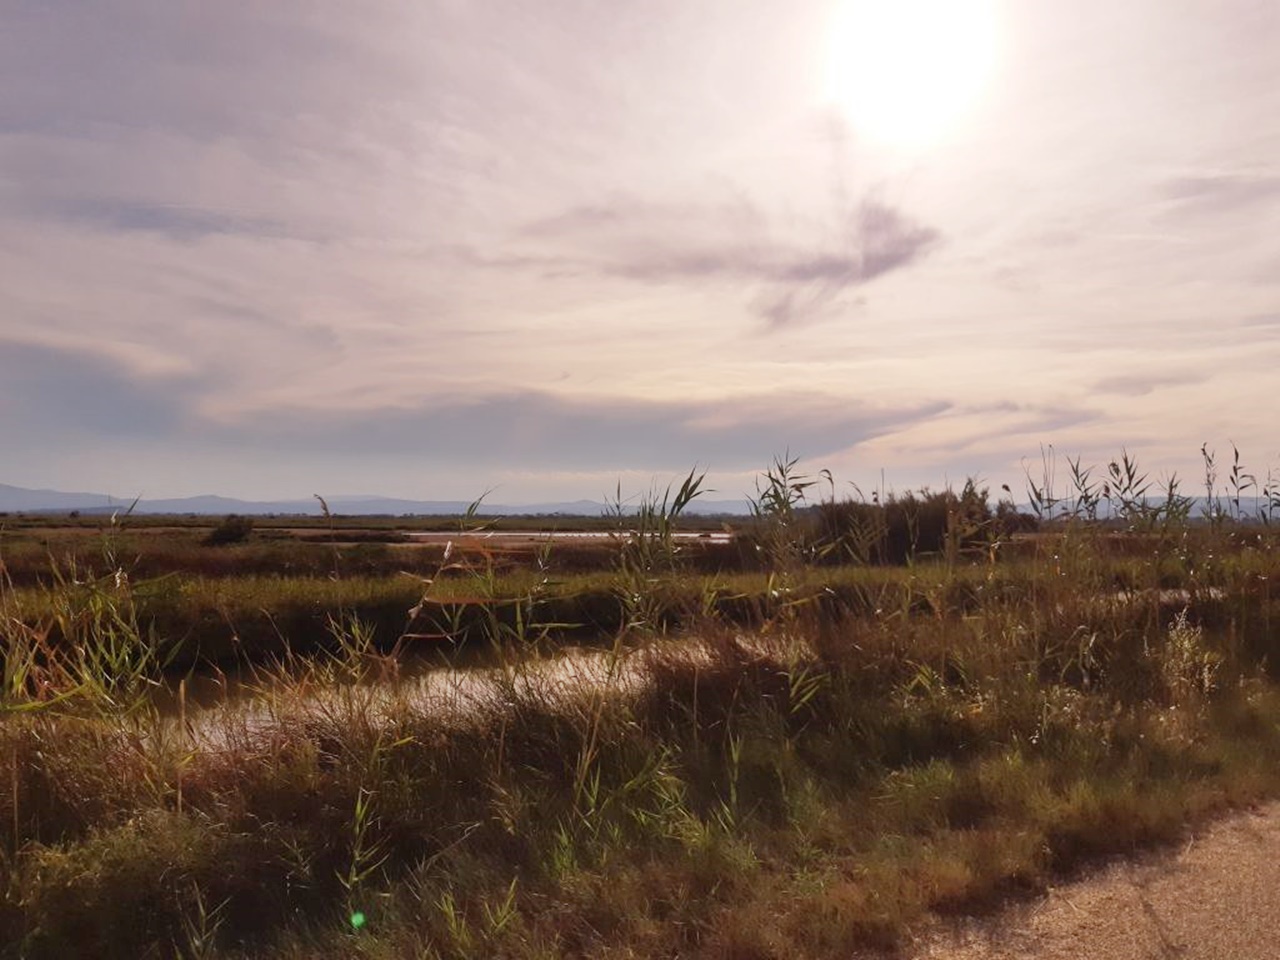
[512,196,940,329]
[0,340,206,445]
[0,339,949,480]
[1163,172,1280,212]
[231,390,951,472]
[1092,370,1208,397]
[22,198,283,240]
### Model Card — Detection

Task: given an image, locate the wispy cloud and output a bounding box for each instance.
[1092,370,1209,397]
[230,390,951,472]
[3,1,1279,500]
[755,201,940,328]
[1240,313,1280,329]
[1163,171,1280,211]
[513,195,939,328]
[18,198,281,240]
[0,338,947,476]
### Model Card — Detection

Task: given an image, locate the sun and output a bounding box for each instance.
[825,0,1000,149]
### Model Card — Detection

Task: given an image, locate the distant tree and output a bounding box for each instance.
[204,514,254,546]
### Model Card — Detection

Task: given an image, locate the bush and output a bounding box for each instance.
[815,482,998,565]
[202,514,254,546]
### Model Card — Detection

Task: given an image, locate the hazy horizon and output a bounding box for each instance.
[3,1,1277,502]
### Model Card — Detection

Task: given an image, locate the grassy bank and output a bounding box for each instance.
[2,455,1280,958]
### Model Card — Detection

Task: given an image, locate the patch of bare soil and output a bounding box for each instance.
[909,802,1280,960]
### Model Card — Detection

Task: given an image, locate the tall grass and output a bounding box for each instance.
[1,448,1280,957]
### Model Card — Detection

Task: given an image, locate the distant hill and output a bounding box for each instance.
[0,483,753,517]
[0,483,120,513]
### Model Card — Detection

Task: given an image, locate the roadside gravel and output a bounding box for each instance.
[909,801,1280,960]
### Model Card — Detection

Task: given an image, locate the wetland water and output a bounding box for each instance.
[152,579,1220,720]
[402,530,733,544]
[153,640,695,752]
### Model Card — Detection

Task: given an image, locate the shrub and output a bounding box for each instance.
[815,482,997,565]
[202,515,254,546]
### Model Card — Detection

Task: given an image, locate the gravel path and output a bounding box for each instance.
[910,802,1280,960]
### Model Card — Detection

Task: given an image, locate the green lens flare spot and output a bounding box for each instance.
[350,911,366,930]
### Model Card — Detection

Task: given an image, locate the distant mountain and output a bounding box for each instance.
[12,482,1275,521]
[0,483,119,513]
[0,483,753,517]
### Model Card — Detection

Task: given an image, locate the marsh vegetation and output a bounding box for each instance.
[2,449,1280,958]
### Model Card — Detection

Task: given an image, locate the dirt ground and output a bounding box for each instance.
[907,801,1280,960]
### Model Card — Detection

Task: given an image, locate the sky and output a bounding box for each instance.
[1,0,1277,505]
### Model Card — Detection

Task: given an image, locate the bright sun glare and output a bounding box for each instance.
[826,0,999,149]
